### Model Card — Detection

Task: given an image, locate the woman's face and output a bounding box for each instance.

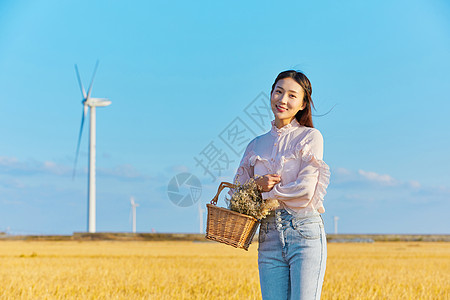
[270,78,305,126]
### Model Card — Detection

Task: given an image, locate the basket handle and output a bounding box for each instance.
[210,181,235,205]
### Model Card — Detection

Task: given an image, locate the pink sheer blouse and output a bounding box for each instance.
[228,118,330,217]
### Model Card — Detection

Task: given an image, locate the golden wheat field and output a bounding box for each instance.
[0,240,448,299]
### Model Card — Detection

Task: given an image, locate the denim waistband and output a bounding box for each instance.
[264,208,323,226]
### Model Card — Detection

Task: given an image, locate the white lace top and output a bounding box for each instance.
[228,118,330,217]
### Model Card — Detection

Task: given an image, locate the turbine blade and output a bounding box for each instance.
[86,60,99,99]
[72,105,88,180]
[74,64,86,99]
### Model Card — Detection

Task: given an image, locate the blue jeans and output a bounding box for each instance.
[258,208,327,300]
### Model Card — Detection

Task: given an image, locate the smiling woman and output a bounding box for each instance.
[228,70,330,299]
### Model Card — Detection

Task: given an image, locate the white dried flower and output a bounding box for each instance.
[225,174,279,220]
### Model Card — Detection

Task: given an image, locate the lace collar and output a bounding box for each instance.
[270,118,301,137]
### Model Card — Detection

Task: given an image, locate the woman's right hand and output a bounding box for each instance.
[254,174,281,192]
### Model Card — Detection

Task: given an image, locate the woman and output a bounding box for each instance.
[229,70,330,299]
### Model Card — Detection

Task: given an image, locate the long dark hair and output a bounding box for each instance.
[271,70,315,128]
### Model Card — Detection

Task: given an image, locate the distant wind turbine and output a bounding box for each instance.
[73,61,111,233]
[334,216,339,235]
[130,197,139,233]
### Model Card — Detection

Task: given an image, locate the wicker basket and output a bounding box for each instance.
[205,182,260,251]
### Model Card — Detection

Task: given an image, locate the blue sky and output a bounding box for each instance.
[0,0,449,235]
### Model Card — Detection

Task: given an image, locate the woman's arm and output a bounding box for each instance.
[260,130,330,210]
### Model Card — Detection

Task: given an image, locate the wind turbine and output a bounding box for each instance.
[73,61,111,233]
[130,197,139,233]
[334,216,339,235]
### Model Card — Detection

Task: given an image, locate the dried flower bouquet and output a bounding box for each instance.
[225,174,279,220]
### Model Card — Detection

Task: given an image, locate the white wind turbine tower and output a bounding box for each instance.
[130,197,139,233]
[334,216,339,235]
[73,61,111,233]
